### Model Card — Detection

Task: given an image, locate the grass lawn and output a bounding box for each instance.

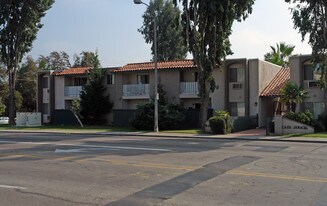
[0,125,137,133]
[0,124,202,134]
[287,132,327,138]
[161,129,204,134]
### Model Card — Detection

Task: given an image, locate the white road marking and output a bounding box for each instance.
[187,142,200,145]
[0,140,172,152]
[0,184,26,190]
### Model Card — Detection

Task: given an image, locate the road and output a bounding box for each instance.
[0,132,327,206]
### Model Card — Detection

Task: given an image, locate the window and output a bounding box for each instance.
[43,103,49,114]
[303,64,321,81]
[74,78,87,86]
[229,102,245,116]
[107,74,114,85]
[194,72,199,82]
[42,77,49,88]
[303,102,326,119]
[229,68,238,82]
[229,68,244,83]
[137,75,149,84]
[180,71,184,82]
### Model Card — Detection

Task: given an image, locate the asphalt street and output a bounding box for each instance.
[0,132,327,206]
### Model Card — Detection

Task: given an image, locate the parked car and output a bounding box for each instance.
[0,117,9,124]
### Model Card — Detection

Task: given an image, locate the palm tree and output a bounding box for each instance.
[264,42,295,67]
[280,81,308,112]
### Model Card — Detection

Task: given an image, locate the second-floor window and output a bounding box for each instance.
[74,77,87,86]
[107,74,114,85]
[303,64,321,81]
[137,75,149,84]
[42,77,49,88]
[229,68,244,83]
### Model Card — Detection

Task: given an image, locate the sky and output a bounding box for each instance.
[28,0,312,68]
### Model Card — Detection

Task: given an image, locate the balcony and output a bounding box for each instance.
[123,84,150,99]
[180,82,199,98]
[64,86,83,98]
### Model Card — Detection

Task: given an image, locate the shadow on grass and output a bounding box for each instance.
[0,124,203,135]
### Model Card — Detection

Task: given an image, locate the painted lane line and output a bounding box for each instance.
[228,170,327,183]
[0,140,171,152]
[92,158,197,171]
[0,184,27,190]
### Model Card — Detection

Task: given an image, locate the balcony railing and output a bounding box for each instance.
[65,86,83,97]
[180,82,198,95]
[123,84,150,96]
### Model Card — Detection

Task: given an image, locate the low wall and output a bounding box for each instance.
[16,112,42,127]
[274,115,314,135]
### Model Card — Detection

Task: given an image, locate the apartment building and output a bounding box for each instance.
[37,58,283,127]
[289,55,326,118]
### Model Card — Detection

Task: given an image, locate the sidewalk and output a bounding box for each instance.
[1,127,327,144]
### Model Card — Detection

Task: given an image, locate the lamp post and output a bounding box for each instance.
[134,0,159,132]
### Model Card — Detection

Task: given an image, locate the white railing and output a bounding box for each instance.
[64,86,83,97]
[123,84,150,96]
[180,82,198,94]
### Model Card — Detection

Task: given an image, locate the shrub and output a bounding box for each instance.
[131,102,185,130]
[213,110,233,133]
[316,113,327,132]
[209,116,226,134]
[284,110,314,126]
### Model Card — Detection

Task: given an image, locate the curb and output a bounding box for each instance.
[1,130,327,144]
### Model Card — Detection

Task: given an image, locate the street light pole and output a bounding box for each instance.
[134,0,159,132]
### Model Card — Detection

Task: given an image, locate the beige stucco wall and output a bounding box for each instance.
[227,62,245,103]
[210,68,225,111]
[250,59,281,123]
[158,69,182,105]
[54,76,65,110]
[289,55,302,85]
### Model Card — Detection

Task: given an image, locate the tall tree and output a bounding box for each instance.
[38,51,71,70]
[73,51,100,67]
[285,0,327,87]
[174,0,255,128]
[138,0,187,61]
[0,0,54,124]
[0,97,5,116]
[16,56,38,112]
[264,42,295,67]
[79,53,113,125]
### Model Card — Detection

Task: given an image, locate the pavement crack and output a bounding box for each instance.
[16,189,100,206]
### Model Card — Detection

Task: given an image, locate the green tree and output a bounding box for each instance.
[80,54,113,125]
[131,85,185,130]
[0,97,5,116]
[264,42,295,67]
[285,0,327,87]
[38,51,71,70]
[174,0,255,128]
[0,0,54,124]
[138,0,187,61]
[16,56,38,112]
[280,81,308,112]
[73,51,100,67]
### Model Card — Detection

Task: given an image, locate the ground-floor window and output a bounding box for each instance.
[303,102,326,119]
[229,102,245,117]
[42,103,49,114]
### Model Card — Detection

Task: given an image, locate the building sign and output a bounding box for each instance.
[274,115,314,135]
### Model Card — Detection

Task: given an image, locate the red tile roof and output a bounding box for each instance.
[53,66,92,76]
[260,68,290,97]
[114,60,196,72]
